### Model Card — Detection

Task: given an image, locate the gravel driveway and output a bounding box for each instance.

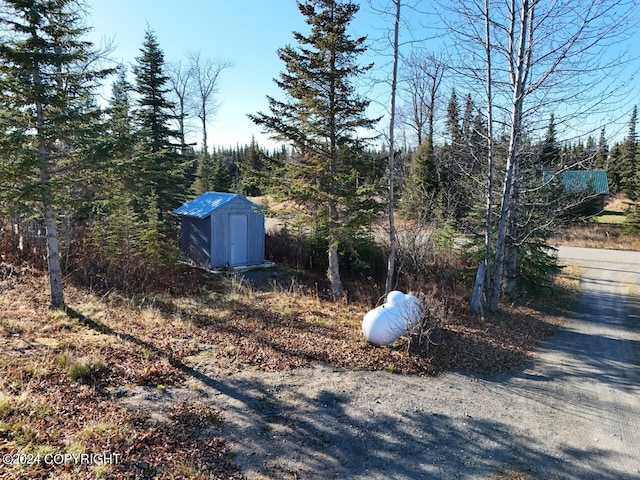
[116,246,640,479]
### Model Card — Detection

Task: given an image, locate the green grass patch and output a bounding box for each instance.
[594,211,627,224]
[56,352,106,382]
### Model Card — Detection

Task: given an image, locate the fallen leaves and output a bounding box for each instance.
[0,270,569,479]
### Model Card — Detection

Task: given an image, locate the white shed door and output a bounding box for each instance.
[229,214,248,266]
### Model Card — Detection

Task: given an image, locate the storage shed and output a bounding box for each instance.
[173,192,265,269]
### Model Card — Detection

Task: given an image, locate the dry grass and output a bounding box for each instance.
[0,274,244,479]
[554,194,640,250]
[554,224,640,250]
[605,193,635,213]
[0,265,574,479]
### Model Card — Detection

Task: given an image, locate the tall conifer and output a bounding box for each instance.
[249,0,379,298]
[0,0,109,308]
[540,114,561,169]
[621,105,638,198]
[596,128,608,170]
[132,29,189,214]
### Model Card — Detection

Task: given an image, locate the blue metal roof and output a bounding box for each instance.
[173,192,259,219]
[543,170,609,195]
[559,170,609,195]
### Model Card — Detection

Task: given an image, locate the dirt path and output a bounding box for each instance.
[114,247,640,479]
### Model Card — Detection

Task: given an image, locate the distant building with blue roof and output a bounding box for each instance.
[173,192,265,269]
[543,169,610,213]
[557,170,609,195]
[543,169,609,194]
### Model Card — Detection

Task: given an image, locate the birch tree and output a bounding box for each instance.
[384,0,401,294]
[188,52,231,157]
[486,0,532,310]
[400,51,445,147]
[470,0,495,314]
[166,59,193,152]
[369,0,432,293]
[447,0,635,311]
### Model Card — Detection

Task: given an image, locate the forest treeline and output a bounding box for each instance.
[0,0,638,310]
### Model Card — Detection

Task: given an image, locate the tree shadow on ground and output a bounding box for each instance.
[535,288,640,393]
[211,372,633,480]
[67,304,637,480]
[65,307,259,409]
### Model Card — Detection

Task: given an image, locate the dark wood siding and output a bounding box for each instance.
[180,216,211,266]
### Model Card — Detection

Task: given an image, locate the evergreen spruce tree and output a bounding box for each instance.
[91,66,137,206]
[470,111,487,164]
[620,105,638,199]
[401,139,440,221]
[211,154,232,192]
[88,65,142,284]
[139,191,179,269]
[608,143,623,193]
[461,93,474,161]
[412,140,439,195]
[193,154,215,194]
[107,67,136,173]
[0,0,109,308]
[540,114,561,169]
[596,127,608,170]
[192,152,233,194]
[89,191,142,288]
[249,0,379,299]
[624,207,640,234]
[132,29,190,214]
[238,138,265,196]
[458,95,483,218]
[445,89,462,143]
[441,89,480,220]
[440,89,461,211]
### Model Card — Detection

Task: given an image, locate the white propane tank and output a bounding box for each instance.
[362,291,423,346]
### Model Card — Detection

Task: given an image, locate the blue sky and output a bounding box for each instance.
[86,0,399,150]
[85,1,640,151]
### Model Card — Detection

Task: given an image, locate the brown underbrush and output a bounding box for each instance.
[0,261,575,479]
[554,224,640,250]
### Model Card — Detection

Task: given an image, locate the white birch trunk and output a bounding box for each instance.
[43,206,65,308]
[482,0,495,309]
[385,0,401,295]
[503,166,519,295]
[470,263,486,315]
[487,0,533,311]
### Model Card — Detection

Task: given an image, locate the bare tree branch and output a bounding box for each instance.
[188,52,232,156]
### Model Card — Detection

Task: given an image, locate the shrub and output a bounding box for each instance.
[516,242,561,297]
[408,289,449,356]
[339,232,386,279]
[265,228,385,281]
[0,218,47,268]
[265,228,309,269]
[394,227,464,298]
[624,206,640,234]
